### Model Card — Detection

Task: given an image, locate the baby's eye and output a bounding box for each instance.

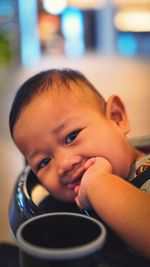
[38,158,51,170]
[66,130,79,145]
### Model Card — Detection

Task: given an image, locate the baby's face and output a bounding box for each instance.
[13,84,132,203]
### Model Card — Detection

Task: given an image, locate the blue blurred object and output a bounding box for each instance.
[61,7,85,57]
[117,33,137,56]
[18,0,41,67]
[0,0,14,17]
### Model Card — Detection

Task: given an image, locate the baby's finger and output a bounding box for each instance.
[75,196,83,209]
[74,184,80,195]
[84,158,96,170]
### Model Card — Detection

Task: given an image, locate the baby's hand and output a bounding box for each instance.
[74,157,112,209]
[84,157,112,174]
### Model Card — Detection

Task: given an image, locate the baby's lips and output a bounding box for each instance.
[67,183,74,190]
[67,179,81,191]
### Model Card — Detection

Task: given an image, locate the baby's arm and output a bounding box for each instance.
[75,157,150,259]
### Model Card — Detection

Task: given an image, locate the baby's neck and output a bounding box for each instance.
[134,148,146,162]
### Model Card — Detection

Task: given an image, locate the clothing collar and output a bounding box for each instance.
[128,154,150,182]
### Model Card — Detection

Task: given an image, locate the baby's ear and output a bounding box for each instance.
[106,95,130,134]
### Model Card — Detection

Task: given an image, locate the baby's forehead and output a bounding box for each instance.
[39,79,98,103]
[27,79,104,114]
[47,80,104,110]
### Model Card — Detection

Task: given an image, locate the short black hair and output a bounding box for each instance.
[9,68,105,138]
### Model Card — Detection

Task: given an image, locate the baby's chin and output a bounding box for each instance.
[54,189,75,203]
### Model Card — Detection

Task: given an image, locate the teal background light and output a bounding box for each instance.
[18,0,41,67]
[61,7,85,57]
[117,33,137,56]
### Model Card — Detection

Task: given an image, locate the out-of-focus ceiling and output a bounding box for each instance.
[68,0,105,9]
[68,0,150,9]
[112,0,150,5]
[40,0,150,11]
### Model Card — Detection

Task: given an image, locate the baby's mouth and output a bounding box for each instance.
[66,166,86,191]
[67,178,81,191]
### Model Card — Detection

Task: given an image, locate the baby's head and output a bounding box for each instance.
[9,68,133,203]
[9,68,106,138]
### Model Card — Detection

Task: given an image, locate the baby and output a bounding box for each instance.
[9,68,150,259]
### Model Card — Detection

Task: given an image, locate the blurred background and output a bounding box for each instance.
[0,0,150,243]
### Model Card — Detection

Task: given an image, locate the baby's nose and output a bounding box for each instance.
[57,157,75,178]
[57,153,81,179]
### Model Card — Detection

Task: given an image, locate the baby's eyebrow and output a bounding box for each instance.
[52,122,66,134]
[28,149,41,161]
[52,117,76,134]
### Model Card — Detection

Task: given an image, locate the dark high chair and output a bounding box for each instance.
[9,166,83,237]
[9,136,150,237]
[8,136,150,267]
